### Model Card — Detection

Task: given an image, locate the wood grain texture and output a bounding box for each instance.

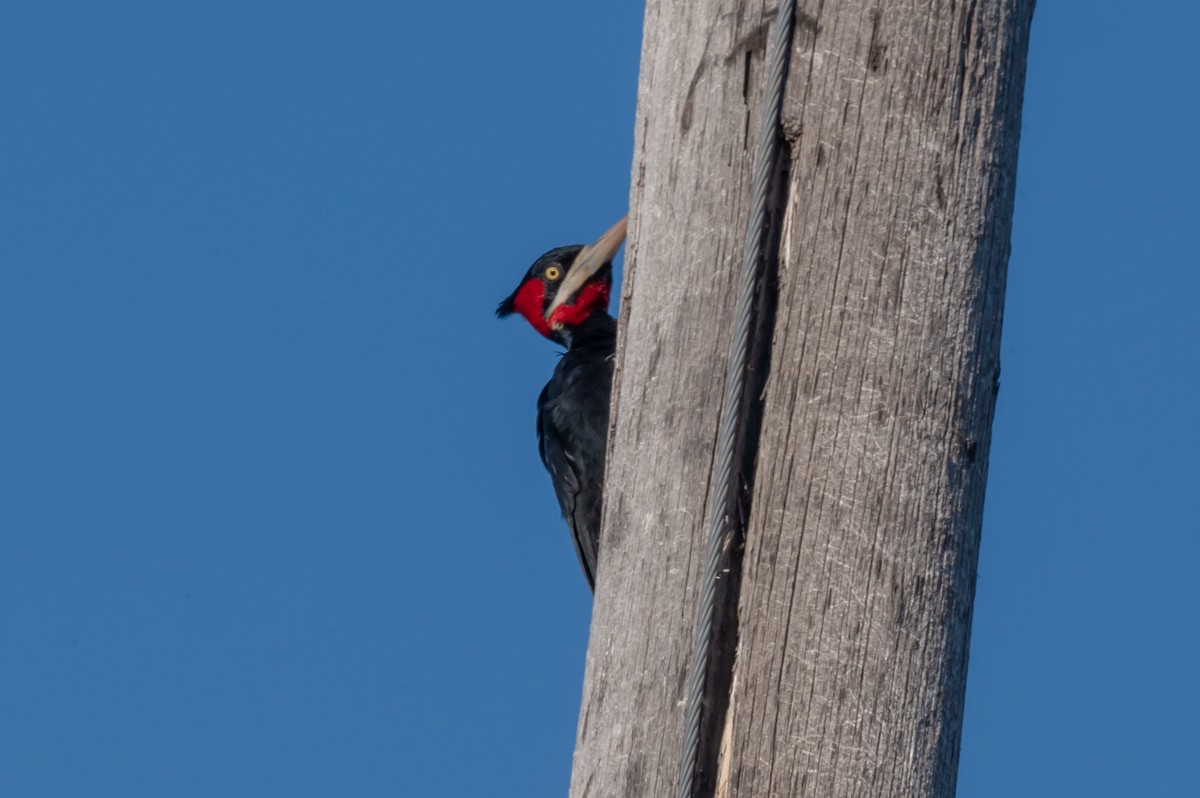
[727,1,1032,796]
[570,1,1033,796]
[570,2,781,796]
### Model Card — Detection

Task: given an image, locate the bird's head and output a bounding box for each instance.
[497,217,627,345]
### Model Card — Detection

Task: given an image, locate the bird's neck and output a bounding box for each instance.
[555,312,616,353]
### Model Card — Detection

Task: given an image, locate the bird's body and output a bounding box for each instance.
[497,218,627,591]
[535,312,616,587]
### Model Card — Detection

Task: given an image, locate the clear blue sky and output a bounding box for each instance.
[1,2,1195,796]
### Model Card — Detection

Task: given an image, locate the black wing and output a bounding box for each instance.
[537,381,601,590]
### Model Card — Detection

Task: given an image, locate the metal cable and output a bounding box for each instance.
[674,2,796,797]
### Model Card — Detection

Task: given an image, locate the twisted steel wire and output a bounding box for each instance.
[674,2,796,796]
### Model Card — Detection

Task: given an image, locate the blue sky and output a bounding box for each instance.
[1,2,1196,796]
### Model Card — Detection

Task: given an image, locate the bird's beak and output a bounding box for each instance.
[544,216,628,323]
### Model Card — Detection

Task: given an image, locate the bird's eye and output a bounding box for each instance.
[544,265,561,281]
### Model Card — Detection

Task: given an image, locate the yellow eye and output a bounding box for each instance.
[544,265,561,281]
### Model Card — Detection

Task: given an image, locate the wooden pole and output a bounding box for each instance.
[572,2,1033,797]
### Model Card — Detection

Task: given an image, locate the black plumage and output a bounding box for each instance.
[534,312,615,588]
[496,219,626,590]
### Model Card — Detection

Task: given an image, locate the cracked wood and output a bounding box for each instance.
[570,2,1033,797]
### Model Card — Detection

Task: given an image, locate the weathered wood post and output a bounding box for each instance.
[571,1,1034,796]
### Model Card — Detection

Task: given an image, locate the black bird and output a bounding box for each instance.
[497,217,627,591]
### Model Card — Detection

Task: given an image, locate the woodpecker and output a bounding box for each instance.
[497,217,628,591]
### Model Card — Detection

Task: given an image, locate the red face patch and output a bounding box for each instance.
[511,279,551,338]
[548,280,611,330]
